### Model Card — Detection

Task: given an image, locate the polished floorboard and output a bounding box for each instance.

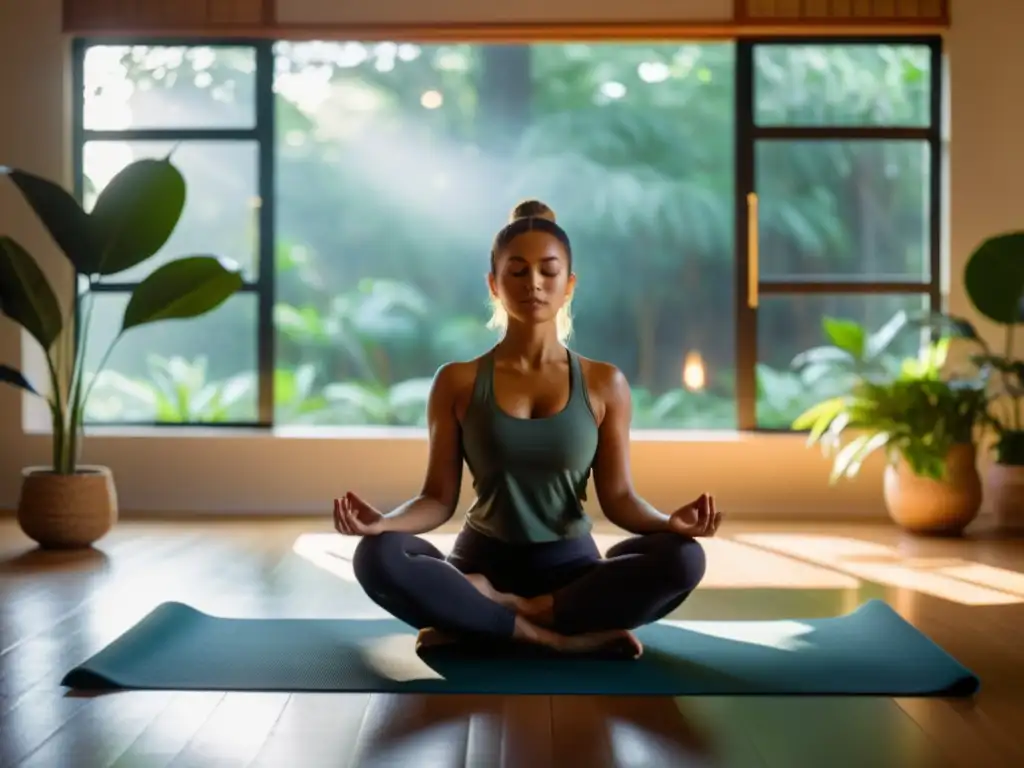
[1,516,1022,768]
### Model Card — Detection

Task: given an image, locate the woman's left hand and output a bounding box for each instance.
[668,493,722,538]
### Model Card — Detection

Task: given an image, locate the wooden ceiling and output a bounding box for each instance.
[62,0,950,36]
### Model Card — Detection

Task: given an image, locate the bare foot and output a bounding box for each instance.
[416,627,460,651]
[463,573,558,626]
[558,629,644,659]
[517,594,556,626]
[463,573,524,612]
[513,616,643,660]
[417,621,642,661]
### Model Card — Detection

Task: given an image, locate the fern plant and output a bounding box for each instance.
[792,311,989,482]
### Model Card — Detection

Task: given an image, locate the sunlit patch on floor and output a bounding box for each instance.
[733,534,1023,606]
[660,618,815,651]
[359,634,446,682]
[608,719,715,767]
[936,561,1024,596]
[291,533,358,582]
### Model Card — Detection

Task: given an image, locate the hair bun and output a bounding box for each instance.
[509,199,556,223]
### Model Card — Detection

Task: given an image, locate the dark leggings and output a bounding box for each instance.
[352,526,706,638]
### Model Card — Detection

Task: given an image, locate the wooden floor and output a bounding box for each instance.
[1,517,1023,768]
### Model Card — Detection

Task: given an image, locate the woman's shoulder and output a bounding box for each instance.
[575,353,631,404]
[433,353,490,396]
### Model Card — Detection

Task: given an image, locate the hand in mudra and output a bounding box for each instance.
[333,492,385,536]
[668,493,722,538]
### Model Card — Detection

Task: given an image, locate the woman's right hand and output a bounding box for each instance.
[333,492,386,536]
[668,493,721,538]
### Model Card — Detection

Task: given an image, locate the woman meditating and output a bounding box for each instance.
[333,200,720,659]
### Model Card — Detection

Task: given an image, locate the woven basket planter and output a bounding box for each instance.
[17,466,118,549]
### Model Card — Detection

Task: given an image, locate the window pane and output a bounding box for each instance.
[83,141,260,283]
[83,292,258,424]
[754,44,931,127]
[83,45,257,130]
[272,41,737,429]
[756,140,930,281]
[756,293,930,429]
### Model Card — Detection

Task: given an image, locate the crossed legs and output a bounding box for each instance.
[497,532,707,634]
[352,530,706,657]
[350,531,627,655]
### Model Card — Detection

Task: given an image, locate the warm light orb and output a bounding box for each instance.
[420,90,444,109]
[682,350,706,392]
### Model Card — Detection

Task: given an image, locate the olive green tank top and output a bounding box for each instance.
[460,349,599,544]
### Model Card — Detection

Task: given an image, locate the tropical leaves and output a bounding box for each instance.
[0,158,243,473]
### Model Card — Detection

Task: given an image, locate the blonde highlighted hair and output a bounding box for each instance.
[487,199,575,343]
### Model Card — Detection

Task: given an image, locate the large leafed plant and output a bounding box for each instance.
[962,231,1024,465]
[0,156,243,474]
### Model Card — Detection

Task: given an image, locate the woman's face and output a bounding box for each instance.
[489,231,575,328]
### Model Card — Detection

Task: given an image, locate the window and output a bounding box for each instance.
[76,42,273,426]
[73,36,942,431]
[739,39,941,429]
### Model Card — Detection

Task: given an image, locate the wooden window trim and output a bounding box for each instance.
[63,0,950,39]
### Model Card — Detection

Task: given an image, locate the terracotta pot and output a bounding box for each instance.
[883,443,982,535]
[16,466,118,549]
[987,462,1024,533]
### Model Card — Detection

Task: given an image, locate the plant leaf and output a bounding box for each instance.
[865,310,908,359]
[903,310,984,345]
[0,166,100,273]
[792,395,847,434]
[822,317,865,358]
[0,364,39,396]
[0,236,64,350]
[937,314,982,341]
[964,231,1024,325]
[831,431,890,482]
[791,345,855,370]
[971,354,1018,375]
[121,256,243,332]
[90,158,186,276]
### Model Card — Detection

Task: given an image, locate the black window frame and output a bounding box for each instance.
[71,36,276,428]
[70,34,945,432]
[734,35,944,431]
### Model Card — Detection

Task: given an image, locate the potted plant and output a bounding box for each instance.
[0,157,243,549]
[962,231,1024,532]
[792,312,989,535]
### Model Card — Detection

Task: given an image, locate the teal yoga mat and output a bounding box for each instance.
[61,599,979,697]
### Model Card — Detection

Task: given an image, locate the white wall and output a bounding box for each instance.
[1,0,1019,518]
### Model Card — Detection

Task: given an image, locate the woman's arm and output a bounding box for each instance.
[591,365,674,534]
[378,364,465,535]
